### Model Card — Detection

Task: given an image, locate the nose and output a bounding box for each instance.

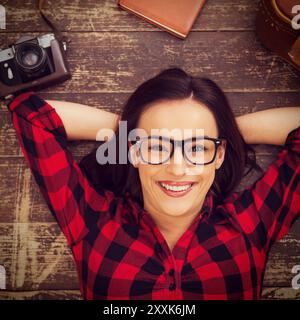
[165,145,187,176]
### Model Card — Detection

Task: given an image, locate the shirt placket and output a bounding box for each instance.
[140,207,208,299]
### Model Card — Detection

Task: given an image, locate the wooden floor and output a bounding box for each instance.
[0,0,300,300]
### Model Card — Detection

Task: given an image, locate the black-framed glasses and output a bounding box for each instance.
[132,135,225,165]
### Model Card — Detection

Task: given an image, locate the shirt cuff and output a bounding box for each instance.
[284,126,300,156]
[7,91,68,140]
[284,126,300,145]
[7,91,36,112]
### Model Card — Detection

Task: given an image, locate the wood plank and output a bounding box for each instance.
[1,0,258,33]
[0,223,78,291]
[262,287,300,300]
[0,160,94,223]
[1,32,300,93]
[0,290,82,300]
[0,287,300,300]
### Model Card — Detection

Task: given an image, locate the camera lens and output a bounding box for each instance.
[15,43,47,73]
[23,51,39,66]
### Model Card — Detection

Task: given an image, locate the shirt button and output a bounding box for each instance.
[169,282,176,291]
[168,268,175,276]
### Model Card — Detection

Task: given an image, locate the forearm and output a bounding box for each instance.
[46,100,120,141]
[236,107,300,145]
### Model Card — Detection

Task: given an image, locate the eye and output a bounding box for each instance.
[191,145,205,152]
[149,144,168,152]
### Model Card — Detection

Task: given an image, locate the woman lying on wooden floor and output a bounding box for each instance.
[6,68,300,300]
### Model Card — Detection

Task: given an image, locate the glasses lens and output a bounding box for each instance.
[184,138,216,164]
[140,137,172,164]
[139,137,218,165]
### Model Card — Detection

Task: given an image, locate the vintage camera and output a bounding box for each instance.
[0,33,71,99]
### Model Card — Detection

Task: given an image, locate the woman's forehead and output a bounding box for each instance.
[137,99,218,138]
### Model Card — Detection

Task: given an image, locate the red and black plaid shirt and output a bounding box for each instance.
[7,92,300,300]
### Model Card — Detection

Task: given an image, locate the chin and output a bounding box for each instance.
[160,204,195,217]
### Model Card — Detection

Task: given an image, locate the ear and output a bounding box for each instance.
[128,141,140,168]
[215,140,226,170]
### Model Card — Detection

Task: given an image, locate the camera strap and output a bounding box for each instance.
[37,0,70,45]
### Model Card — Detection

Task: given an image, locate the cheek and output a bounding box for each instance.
[186,163,216,178]
[204,167,217,189]
[137,165,159,188]
[193,165,216,187]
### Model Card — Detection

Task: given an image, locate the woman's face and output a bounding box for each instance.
[130,98,226,219]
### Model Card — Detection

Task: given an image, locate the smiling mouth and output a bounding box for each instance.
[157,181,196,197]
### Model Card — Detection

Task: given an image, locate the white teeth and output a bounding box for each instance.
[160,182,192,192]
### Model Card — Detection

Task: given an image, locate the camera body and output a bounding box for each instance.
[0,33,71,99]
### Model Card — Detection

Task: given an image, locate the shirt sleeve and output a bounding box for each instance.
[226,125,300,250]
[7,92,115,247]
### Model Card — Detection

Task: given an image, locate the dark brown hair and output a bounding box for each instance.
[79,68,262,206]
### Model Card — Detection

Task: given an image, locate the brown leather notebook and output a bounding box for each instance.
[118,0,206,39]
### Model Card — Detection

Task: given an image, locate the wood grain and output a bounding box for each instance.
[1,0,258,32]
[0,290,83,300]
[1,31,300,93]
